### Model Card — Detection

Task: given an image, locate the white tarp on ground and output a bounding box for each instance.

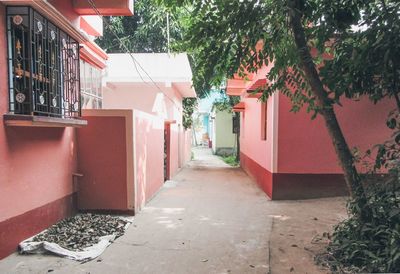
[19,216,134,262]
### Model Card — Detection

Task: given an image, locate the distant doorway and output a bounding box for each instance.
[164,123,171,181]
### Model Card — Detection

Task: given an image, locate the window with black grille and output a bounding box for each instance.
[6,6,81,118]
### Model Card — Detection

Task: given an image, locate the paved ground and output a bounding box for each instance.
[0,147,347,274]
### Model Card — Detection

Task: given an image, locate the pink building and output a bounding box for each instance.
[227,65,393,200]
[0,0,134,259]
[76,53,196,214]
[103,53,196,180]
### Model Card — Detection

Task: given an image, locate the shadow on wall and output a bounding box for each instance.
[135,118,150,210]
[134,113,164,211]
[3,126,74,175]
[5,127,66,153]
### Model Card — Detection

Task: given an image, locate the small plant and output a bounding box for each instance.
[317,109,400,273]
[221,155,239,167]
[318,177,400,273]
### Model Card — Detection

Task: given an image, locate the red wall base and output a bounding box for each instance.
[0,194,76,259]
[272,173,348,200]
[240,152,348,200]
[240,152,273,197]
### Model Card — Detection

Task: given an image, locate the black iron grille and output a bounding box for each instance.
[6,6,81,118]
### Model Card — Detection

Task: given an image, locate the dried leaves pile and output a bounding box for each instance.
[33,214,128,251]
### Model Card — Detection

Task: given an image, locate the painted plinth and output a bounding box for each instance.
[0,195,76,259]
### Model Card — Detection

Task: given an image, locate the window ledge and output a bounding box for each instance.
[3,114,88,128]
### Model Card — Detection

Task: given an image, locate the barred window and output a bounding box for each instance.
[6,6,81,118]
[80,60,102,109]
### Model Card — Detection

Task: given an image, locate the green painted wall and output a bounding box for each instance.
[215,110,236,149]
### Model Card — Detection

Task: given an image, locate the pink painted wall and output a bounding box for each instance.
[134,111,164,210]
[76,113,131,211]
[104,86,160,115]
[104,85,183,125]
[0,0,111,220]
[0,3,77,223]
[0,3,79,257]
[230,57,394,199]
[48,0,103,36]
[240,99,270,167]
[103,84,188,178]
[240,64,275,173]
[239,94,276,197]
[0,127,77,221]
[277,94,394,174]
[76,109,165,213]
[233,57,394,177]
[72,0,134,16]
[182,129,192,165]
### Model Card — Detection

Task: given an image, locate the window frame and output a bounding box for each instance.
[80,59,103,110]
[6,6,81,119]
[261,101,267,140]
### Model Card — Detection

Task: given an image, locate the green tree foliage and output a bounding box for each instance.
[159,1,400,270]
[161,0,312,110]
[96,0,183,53]
[96,0,204,128]
[212,94,240,113]
[96,0,212,98]
[212,93,241,161]
[159,0,400,219]
[316,1,400,107]
[319,180,400,273]
[182,98,198,129]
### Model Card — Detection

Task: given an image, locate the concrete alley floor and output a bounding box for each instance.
[0,147,347,274]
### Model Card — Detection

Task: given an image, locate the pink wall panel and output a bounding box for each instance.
[48,0,103,36]
[0,127,77,221]
[183,129,192,164]
[277,93,394,174]
[238,63,276,172]
[134,111,164,210]
[77,116,128,210]
[0,4,77,222]
[241,152,273,198]
[103,85,188,179]
[240,97,273,172]
[0,4,10,214]
[103,86,183,126]
[103,86,158,114]
[48,0,80,28]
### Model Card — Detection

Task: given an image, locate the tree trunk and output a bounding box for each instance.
[287,0,369,218]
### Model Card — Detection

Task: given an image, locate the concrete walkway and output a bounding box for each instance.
[0,148,272,274]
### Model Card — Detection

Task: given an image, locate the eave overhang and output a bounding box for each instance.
[246,78,267,98]
[232,102,245,112]
[72,0,134,16]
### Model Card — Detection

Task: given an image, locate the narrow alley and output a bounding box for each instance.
[0,148,346,274]
[0,148,270,273]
